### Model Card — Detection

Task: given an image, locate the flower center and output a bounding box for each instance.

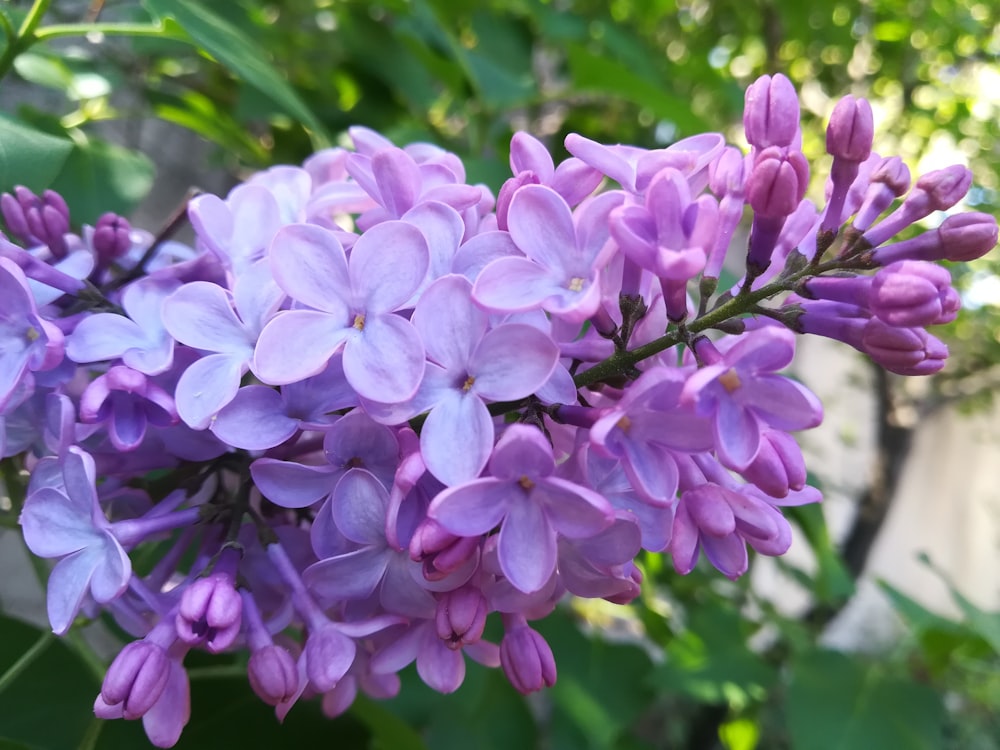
[25,325,40,342]
[462,375,476,392]
[567,276,585,292]
[719,368,742,392]
[616,415,632,432]
[352,313,365,331]
[518,476,535,490]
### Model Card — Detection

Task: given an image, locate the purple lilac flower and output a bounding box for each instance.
[0,258,64,409]
[253,221,429,403]
[429,425,614,594]
[682,328,823,470]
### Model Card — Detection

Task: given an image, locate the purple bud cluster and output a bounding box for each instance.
[1,75,995,747]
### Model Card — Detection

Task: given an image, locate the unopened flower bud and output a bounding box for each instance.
[870,260,959,327]
[741,429,806,498]
[177,570,243,652]
[410,519,479,580]
[870,212,998,265]
[99,640,171,720]
[248,644,299,706]
[863,165,974,248]
[500,621,557,694]
[853,156,911,231]
[92,212,133,265]
[435,585,488,649]
[1,186,70,257]
[743,74,800,149]
[747,148,810,218]
[826,96,874,162]
[861,318,948,375]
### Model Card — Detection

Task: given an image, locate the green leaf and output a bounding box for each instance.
[141,0,330,148]
[47,136,155,225]
[351,695,427,750]
[651,601,776,703]
[786,649,945,750]
[535,608,655,748]
[565,42,710,134]
[0,615,100,750]
[0,115,74,195]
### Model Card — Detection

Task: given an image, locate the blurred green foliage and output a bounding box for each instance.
[1,0,999,748]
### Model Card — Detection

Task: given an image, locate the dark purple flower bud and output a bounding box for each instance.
[852,157,911,231]
[1,187,71,258]
[176,572,243,653]
[100,640,171,720]
[747,148,810,218]
[870,212,999,265]
[92,212,133,266]
[861,319,948,375]
[870,261,959,327]
[741,429,806,498]
[826,96,874,162]
[248,645,299,706]
[500,621,557,694]
[743,74,800,149]
[435,585,489,649]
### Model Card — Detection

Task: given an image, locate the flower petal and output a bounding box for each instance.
[343,314,424,403]
[498,494,556,594]
[421,391,493,487]
[252,310,352,385]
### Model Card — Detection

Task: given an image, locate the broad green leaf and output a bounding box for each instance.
[651,602,776,703]
[351,695,427,750]
[786,649,944,750]
[536,608,655,748]
[0,615,100,750]
[0,115,74,195]
[141,0,330,148]
[47,137,155,225]
[785,503,854,603]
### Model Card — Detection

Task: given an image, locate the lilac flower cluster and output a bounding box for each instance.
[3,74,996,746]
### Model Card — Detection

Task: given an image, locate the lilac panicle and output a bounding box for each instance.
[6,72,996,742]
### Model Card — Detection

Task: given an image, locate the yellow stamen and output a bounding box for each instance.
[719,368,742,392]
[568,277,585,292]
[462,375,476,392]
[352,313,365,331]
[25,326,40,342]
[518,476,535,490]
[616,415,632,433]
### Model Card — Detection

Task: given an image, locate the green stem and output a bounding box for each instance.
[0,0,51,80]
[0,630,53,695]
[33,21,180,42]
[573,257,857,390]
[78,717,104,750]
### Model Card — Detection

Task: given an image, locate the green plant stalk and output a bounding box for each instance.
[0,0,51,80]
[0,630,53,695]
[32,22,180,42]
[572,256,857,390]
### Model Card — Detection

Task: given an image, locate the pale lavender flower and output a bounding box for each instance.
[682,328,822,470]
[429,425,614,594]
[368,275,558,486]
[252,221,429,403]
[162,261,282,428]
[473,186,624,324]
[66,277,178,375]
[0,257,64,410]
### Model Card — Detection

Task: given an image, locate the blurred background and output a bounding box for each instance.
[0,1,998,748]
